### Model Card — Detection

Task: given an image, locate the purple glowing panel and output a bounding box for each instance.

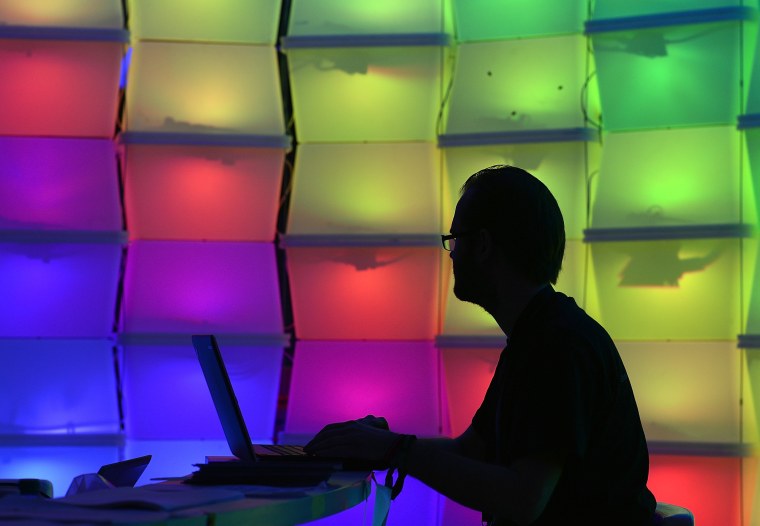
[0,339,120,434]
[122,342,283,440]
[0,137,121,231]
[0,242,122,337]
[122,241,282,334]
[285,341,440,437]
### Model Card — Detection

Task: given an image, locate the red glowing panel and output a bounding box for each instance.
[286,246,439,340]
[123,144,284,241]
[0,137,121,231]
[285,341,441,436]
[121,241,282,334]
[649,455,740,526]
[0,38,123,137]
[440,347,502,437]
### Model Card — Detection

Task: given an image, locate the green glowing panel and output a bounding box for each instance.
[443,141,597,240]
[287,143,440,235]
[590,20,744,131]
[749,28,760,114]
[0,0,123,28]
[445,36,587,134]
[453,0,585,41]
[587,238,741,340]
[591,127,742,229]
[128,0,281,44]
[592,0,745,19]
[746,237,760,334]
[287,46,445,142]
[288,0,444,36]
[441,241,586,336]
[125,42,285,135]
[619,341,740,443]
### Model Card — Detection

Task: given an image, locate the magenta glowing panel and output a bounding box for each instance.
[0,38,123,137]
[122,342,283,440]
[0,137,121,231]
[0,242,122,337]
[0,339,120,435]
[286,246,439,340]
[123,144,284,242]
[121,241,282,334]
[285,341,441,436]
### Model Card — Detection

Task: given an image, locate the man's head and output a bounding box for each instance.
[449,165,565,307]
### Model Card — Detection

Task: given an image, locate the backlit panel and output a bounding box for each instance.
[286,245,439,340]
[0,241,122,337]
[0,137,121,231]
[444,36,586,134]
[288,143,440,235]
[591,127,742,228]
[746,237,760,335]
[453,0,585,41]
[125,41,285,136]
[589,19,745,131]
[0,37,124,137]
[649,455,741,526]
[592,0,746,19]
[122,342,282,440]
[128,0,281,45]
[121,241,282,334]
[285,341,440,436]
[586,238,741,340]
[743,348,760,446]
[0,339,120,435]
[0,0,123,28]
[619,341,740,443]
[123,143,284,241]
[286,46,445,143]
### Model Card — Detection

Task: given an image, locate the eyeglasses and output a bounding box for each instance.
[441,232,471,251]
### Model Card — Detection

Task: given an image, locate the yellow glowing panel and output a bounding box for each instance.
[442,141,597,240]
[125,42,285,135]
[288,143,440,236]
[442,241,586,336]
[128,0,281,45]
[746,236,760,334]
[445,36,587,134]
[0,0,123,28]
[591,127,742,229]
[287,46,445,142]
[619,341,740,444]
[288,0,444,36]
[587,238,741,340]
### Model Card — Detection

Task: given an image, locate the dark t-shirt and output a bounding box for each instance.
[471,286,655,526]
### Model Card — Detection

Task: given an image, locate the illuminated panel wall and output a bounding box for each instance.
[0,1,127,495]
[120,0,287,449]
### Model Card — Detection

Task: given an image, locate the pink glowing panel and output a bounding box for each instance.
[0,339,120,434]
[286,246,439,340]
[649,455,740,526]
[0,241,122,337]
[0,137,121,231]
[440,347,502,438]
[122,241,282,334]
[122,341,283,440]
[123,143,284,242]
[285,341,440,436]
[0,37,124,137]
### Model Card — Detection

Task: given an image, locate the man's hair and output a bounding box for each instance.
[460,165,565,285]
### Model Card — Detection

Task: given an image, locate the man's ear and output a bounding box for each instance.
[477,228,494,262]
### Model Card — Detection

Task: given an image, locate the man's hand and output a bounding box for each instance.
[304,415,399,467]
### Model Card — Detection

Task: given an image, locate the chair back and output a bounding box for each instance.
[654,502,694,526]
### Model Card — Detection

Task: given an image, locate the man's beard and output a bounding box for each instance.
[452,257,498,316]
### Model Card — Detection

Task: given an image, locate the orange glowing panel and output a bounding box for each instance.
[123,142,285,241]
[285,244,440,340]
[285,341,441,437]
[0,32,125,137]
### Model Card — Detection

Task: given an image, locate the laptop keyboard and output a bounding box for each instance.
[259,444,307,456]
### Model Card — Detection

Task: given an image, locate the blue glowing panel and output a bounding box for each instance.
[121,241,282,334]
[0,339,119,434]
[0,242,122,337]
[124,439,231,485]
[285,341,440,437]
[0,445,121,499]
[0,137,121,231]
[122,342,283,440]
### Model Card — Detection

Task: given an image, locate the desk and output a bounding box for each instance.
[0,471,372,525]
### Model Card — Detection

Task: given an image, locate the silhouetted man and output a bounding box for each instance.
[306,165,656,526]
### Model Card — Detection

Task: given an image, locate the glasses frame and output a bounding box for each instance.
[441,231,471,251]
